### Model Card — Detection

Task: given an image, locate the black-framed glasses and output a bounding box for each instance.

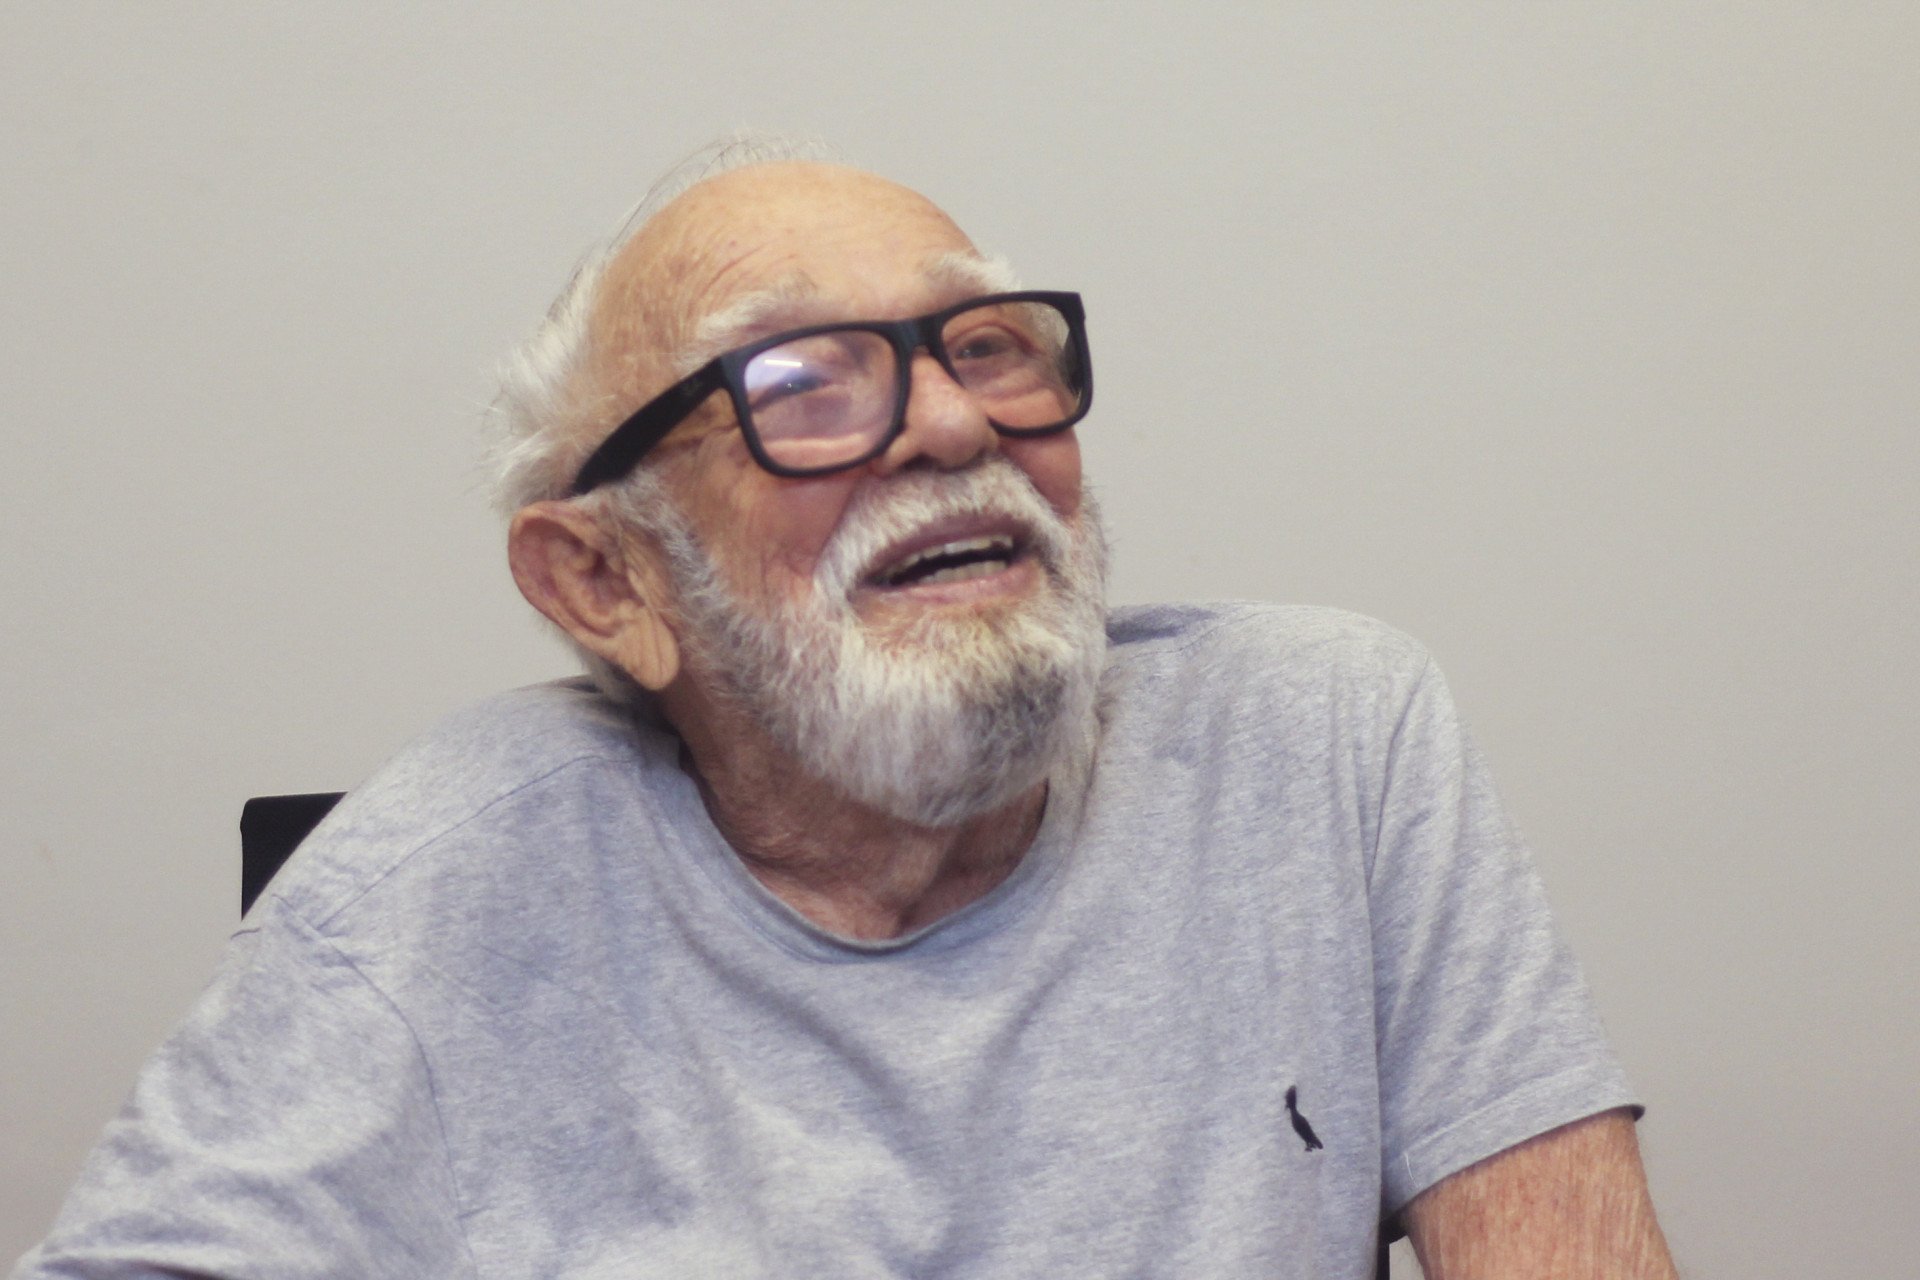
[569,290,1091,495]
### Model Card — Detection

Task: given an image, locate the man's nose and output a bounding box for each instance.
[871,352,998,474]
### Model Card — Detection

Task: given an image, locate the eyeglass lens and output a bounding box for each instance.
[738,298,1083,472]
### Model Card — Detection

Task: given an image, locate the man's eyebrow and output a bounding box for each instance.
[923,250,1023,296]
[679,276,822,374]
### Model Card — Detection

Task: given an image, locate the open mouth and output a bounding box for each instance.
[870,532,1025,590]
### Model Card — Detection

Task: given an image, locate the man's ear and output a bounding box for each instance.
[507,500,680,692]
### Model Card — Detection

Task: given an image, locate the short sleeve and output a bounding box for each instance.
[1368,657,1639,1214]
[14,904,475,1279]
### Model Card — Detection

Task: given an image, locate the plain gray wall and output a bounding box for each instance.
[4,5,1915,1276]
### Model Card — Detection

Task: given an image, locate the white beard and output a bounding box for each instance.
[652,458,1109,828]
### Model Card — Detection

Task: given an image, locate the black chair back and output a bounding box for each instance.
[239,791,343,912]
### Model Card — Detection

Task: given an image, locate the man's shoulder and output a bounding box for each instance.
[374,676,651,782]
[1106,600,1432,685]
[254,679,672,928]
[1094,602,1443,762]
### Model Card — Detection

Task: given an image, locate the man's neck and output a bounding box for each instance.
[662,686,1050,942]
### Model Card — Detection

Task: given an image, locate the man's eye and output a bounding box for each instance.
[953,328,1020,362]
[755,371,827,406]
[746,355,838,409]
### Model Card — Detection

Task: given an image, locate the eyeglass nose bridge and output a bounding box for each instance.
[884,311,970,395]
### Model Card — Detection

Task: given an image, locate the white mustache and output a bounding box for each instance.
[813,459,1074,607]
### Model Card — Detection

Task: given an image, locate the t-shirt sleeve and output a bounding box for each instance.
[14,905,475,1279]
[1367,655,1639,1215]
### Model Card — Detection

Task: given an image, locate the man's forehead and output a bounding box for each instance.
[682,250,1014,365]
[596,162,983,378]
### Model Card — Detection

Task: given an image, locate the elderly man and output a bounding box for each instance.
[16,143,1676,1278]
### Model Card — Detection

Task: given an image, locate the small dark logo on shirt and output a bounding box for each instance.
[1286,1085,1324,1152]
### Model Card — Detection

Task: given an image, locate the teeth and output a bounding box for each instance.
[916,560,1006,585]
[883,534,1016,584]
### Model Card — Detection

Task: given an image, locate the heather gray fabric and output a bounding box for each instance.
[16,603,1637,1279]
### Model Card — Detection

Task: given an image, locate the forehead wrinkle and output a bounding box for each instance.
[605,177,1011,398]
[582,224,768,428]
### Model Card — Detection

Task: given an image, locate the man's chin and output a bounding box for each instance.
[848,602,1039,662]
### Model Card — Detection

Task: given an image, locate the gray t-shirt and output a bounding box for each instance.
[17,604,1637,1279]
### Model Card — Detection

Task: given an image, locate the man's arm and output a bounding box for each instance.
[16,912,474,1278]
[1403,1108,1678,1279]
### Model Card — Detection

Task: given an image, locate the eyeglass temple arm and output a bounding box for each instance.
[568,364,726,497]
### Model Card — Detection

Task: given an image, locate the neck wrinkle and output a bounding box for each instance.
[679,722,1049,941]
